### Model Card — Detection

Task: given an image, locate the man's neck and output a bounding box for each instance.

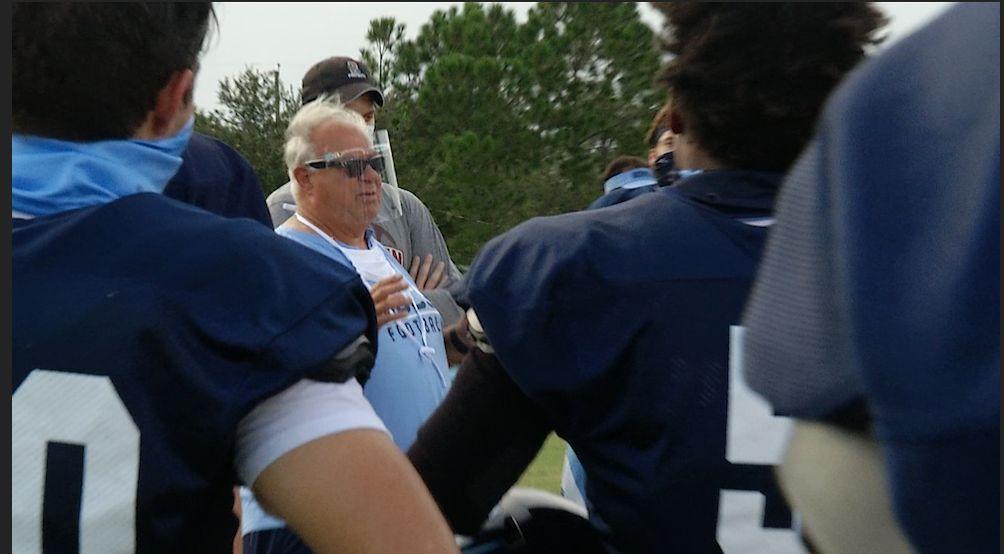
[292,208,369,249]
[673,137,728,171]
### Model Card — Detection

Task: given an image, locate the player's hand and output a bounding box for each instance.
[370,274,411,327]
[409,254,447,290]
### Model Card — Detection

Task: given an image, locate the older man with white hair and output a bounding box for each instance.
[240,99,469,554]
[267,56,465,327]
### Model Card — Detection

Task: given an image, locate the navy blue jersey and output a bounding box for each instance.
[12,193,376,552]
[466,172,803,552]
[164,133,272,227]
[743,4,1000,552]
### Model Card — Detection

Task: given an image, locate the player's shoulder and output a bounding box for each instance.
[179,133,244,173]
[467,178,769,313]
[192,132,243,157]
[825,3,996,128]
[115,194,360,287]
[472,189,680,274]
[186,131,224,153]
[589,185,657,210]
[116,195,374,361]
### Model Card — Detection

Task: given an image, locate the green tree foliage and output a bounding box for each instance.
[380,2,664,264]
[195,67,300,194]
[360,17,406,91]
[194,4,664,265]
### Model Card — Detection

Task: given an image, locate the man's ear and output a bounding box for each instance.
[293,166,312,194]
[149,69,195,137]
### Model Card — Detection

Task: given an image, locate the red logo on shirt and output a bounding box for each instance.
[383,245,405,265]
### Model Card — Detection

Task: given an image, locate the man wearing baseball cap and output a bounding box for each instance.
[300,56,385,108]
[266,56,465,327]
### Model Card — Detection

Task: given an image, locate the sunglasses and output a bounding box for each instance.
[304,154,385,178]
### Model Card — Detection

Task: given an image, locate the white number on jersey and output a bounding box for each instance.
[13,370,140,553]
[717,326,807,553]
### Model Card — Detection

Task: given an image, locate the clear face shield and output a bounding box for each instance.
[283,128,404,221]
[372,129,404,222]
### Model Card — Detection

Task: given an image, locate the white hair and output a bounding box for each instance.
[284,94,371,202]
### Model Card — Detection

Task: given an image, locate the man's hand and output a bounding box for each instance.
[370,274,411,327]
[410,254,447,291]
[443,315,475,366]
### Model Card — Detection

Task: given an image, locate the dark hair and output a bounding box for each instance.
[13,3,216,140]
[645,102,673,147]
[653,3,887,171]
[600,156,650,184]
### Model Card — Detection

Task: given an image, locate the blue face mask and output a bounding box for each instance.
[13,115,196,216]
[653,151,676,183]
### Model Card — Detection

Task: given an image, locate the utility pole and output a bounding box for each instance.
[274,63,281,124]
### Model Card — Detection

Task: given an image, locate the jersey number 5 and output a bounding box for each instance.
[718,326,808,553]
[13,370,140,553]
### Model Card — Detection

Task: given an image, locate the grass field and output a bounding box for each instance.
[515,433,566,494]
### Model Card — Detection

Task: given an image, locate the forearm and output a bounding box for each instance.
[407,348,553,535]
[255,430,459,554]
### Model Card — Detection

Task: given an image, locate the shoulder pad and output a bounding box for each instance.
[467,309,494,354]
[306,335,375,386]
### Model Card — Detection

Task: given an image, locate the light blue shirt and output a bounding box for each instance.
[602,167,657,195]
[242,226,449,535]
[275,227,449,450]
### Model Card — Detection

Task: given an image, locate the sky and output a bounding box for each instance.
[194,2,956,113]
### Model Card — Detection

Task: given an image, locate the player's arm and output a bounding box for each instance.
[235,353,458,553]
[253,426,458,553]
[407,345,553,535]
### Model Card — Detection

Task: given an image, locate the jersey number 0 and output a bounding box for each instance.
[13,370,140,553]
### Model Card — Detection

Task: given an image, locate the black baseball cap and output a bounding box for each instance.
[300,56,385,107]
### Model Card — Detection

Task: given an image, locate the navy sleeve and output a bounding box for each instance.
[167,213,380,410]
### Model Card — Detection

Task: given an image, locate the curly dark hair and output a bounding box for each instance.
[653,3,888,171]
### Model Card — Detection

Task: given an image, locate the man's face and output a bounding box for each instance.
[343,95,378,127]
[653,129,675,158]
[305,121,382,228]
[648,129,676,169]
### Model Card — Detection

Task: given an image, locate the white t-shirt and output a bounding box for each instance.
[333,240,400,287]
